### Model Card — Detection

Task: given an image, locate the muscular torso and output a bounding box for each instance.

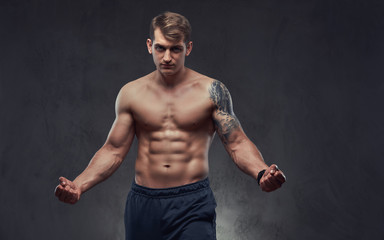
[123,69,216,188]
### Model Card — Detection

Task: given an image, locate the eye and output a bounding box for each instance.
[155,46,165,52]
[171,47,183,53]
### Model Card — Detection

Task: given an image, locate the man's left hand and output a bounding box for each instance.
[259,164,286,192]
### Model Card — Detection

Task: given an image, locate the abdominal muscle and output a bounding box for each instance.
[134,129,211,188]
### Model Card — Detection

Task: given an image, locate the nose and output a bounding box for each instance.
[163,50,172,63]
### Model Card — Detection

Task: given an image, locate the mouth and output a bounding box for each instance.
[161,64,174,69]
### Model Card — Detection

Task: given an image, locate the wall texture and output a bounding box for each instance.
[1,0,383,239]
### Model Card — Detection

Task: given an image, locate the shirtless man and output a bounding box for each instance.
[55,12,286,239]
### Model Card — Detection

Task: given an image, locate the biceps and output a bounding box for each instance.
[105,112,135,151]
[213,111,241,144]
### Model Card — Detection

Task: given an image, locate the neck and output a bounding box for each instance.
[155,67,189,88]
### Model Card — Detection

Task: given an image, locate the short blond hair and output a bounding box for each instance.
[150,11,192,43]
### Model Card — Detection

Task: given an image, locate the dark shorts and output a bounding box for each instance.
[124,178,217,240]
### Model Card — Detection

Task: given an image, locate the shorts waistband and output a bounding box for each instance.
[131,178,210,198]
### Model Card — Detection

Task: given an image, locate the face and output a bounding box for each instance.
[147,28,193,76]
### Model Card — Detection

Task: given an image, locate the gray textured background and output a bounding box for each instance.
[1,0,384,239]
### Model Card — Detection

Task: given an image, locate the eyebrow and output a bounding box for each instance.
[154,43,183,49]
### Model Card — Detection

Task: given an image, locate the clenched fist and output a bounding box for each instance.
[259,164,286,192]
[54,177,81,204]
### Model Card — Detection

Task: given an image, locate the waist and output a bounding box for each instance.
[134,153,209,187]
[131,178,210,198]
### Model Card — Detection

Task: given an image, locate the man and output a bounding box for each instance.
[55,11,286,239]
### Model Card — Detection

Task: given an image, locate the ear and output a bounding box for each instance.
[185,41,193,56]
[146,39,153,54]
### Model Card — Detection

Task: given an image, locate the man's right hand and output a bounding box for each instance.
[54,177,81,204]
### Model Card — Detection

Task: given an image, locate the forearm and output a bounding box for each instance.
[226,137,268,180]
[209,80,269,179]
[73,145,125,194]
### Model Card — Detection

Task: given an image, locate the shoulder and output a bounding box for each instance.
[119,71,156,98]
[116,72,153,109]
[204,80,234,114]
[208,79,229,94]
[186,69,225,92]
[207,79,232,107]
[186,69,232,108]
[120,73,152,94]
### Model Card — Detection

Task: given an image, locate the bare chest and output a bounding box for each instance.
[131,88,213,131]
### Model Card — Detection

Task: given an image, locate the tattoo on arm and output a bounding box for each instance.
[209,80,240,143]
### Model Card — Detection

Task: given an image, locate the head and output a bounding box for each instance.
[149,11,192,44]
[147,12,193,76]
